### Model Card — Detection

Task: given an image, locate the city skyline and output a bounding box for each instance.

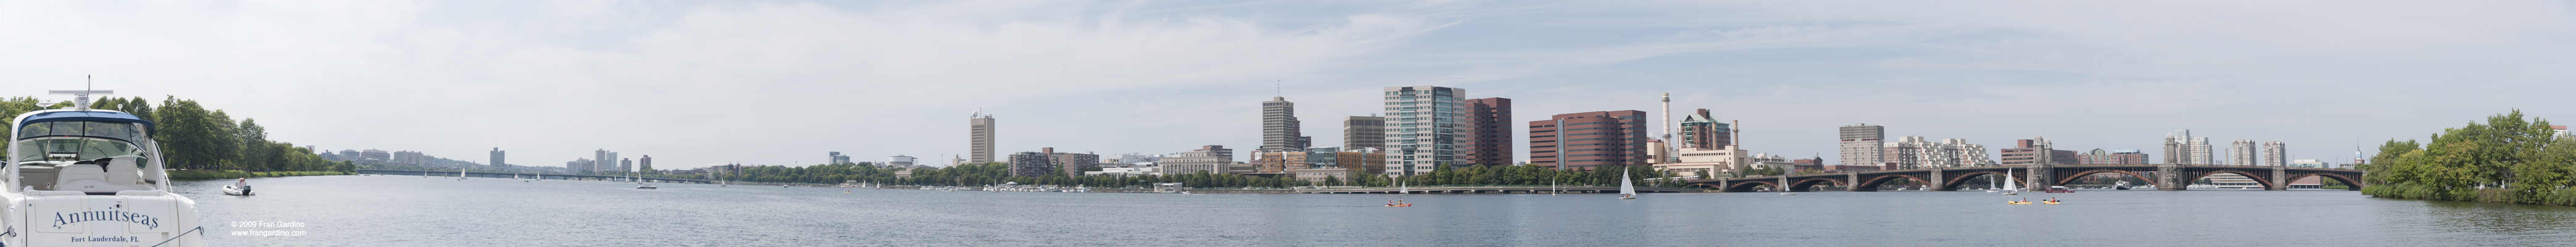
[9,1,2571,169]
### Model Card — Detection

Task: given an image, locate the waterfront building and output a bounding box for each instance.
[1839,124,1884,167]
[1461,98,1514,167]
[1654,145,1748,178]
[489,148,506,167]
[566,158,593,172]
[2000,139,2077,165]
[1007,149,1056,177]
[1381,86,1468,175]
[970,112,996,164]
[2204,173,2261,189]
[2554,125,2570,136]
[2079,149,2150,164]
[1881,136,1992,169]
[1162,145,1235,175]
[2231,140,2258,166]
[830,152,851,164]
[1528,110,1649,170]
[1343,116,1385,150]
[640,156,653,172]
[361,149,391,162]
[2264,141,2288,167]
[1676,109,1731,149]
[1261,97,1310,151]
[1053,151,1100,177]
[1283,147,1388,183]
[619,158,634,174]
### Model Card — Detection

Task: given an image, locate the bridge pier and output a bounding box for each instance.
[2027,165,2053,191]
[2269,167,2288,190]
[1928,169,1952,191]
[2158,165,2188,190]
[1847,174,1865,192]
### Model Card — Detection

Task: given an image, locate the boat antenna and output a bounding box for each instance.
[49,75,113,111]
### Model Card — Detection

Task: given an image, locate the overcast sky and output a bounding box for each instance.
[6,1,2573,169]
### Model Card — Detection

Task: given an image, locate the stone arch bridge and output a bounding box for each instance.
[1684,164,2365,193]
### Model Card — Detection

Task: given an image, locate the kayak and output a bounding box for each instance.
[2007,201,2032,204]
[2044,201,2061,204]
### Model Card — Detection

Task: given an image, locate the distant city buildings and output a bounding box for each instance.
[1382,86,1468,175]
[969,112,997,164]
[1008,149,1055,177]
[2164,130,2196,165]
[830,152,851,164]
[2289,159,2329,168]
[1528,110,1649,170]
[1460,98,1514,167]
[1260,96,1311,151]
[619,158,634,173]
[594,149,619,174]
[889,155,916,167]
[489,148,507,167]
[640,156,653,172]
[1838,124,1884,166]
[1343,116,1385,151]
[2079,149,2149,165]
[2231,140,2256,166]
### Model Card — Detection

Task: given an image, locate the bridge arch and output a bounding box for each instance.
[1855,174,1926,190]
[2287,173,2365,190]
[1939,171,2021,190]
[1722,180,1781,192]
[1788,177,1845,191]
[2188,169,2276,190]
[2055,169,2155,187]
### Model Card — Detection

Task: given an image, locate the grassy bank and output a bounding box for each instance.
[168,170,347,180]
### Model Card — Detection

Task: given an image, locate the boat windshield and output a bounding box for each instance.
[14,120,150,162]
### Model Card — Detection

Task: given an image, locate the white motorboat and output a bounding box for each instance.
[220,178,252,196]
[4,87,209,246]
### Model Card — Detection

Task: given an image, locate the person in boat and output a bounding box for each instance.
[1387,200,1396,207]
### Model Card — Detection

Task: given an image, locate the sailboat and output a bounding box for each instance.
[1986,174,1999,193]
[1386,180,1412,207]
[1619,169,1638,199]
[2001,168,2020,196]
[634,172,656,190]
[457,169,467,180]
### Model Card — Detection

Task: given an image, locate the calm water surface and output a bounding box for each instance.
[175,175,2576,246]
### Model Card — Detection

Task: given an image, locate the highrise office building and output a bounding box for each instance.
[1460,98,1513,166]
[969,112,996,164]
[2231,140,2256,166]
[829,151,851,164]
[2164,130,2197,165]
[1381,86,1468,175]
[1261,97,1309,151]
[1528,111,1648,169]
[594,149,619,174]
[1343,116,1386,150]
[2264,141,2287,166]
[640,156,653,172]
[489,148,505,167]
[2189,137,2213,165]
[1839,124,1885,166]
[619,158,634,173]
[1677,109,1731,150]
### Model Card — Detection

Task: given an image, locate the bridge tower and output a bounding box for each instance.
[2024,136,2056,191]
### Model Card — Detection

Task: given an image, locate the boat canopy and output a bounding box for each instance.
[19,111,153,133]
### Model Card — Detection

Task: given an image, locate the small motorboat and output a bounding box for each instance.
[636,184,658,190]
[2046,186,2075,193]
[220,178,253,196]
[1779,193,1796,195]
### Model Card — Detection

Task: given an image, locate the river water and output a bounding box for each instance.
[176,175,2575,246]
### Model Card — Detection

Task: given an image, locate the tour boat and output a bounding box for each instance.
[2047,186,2074,193]
[220,178,252,196]
[1618,170,1638,199]
[4,88,209,246]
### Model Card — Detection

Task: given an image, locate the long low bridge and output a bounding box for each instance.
[1687,164,2366,192]
[1296,185,1696,194]
[355,169,713,184]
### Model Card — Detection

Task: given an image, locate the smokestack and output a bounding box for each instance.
[1660,93,1674,164]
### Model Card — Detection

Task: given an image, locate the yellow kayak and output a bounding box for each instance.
[2007,201,2032,204]
[2044,201,2061,204]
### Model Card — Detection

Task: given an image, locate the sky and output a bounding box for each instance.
[4,1,2573,169]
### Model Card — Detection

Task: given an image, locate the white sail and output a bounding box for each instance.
[1399,180,1408,194]
[2005,169,2018,191]
[1619,170,1638,196]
